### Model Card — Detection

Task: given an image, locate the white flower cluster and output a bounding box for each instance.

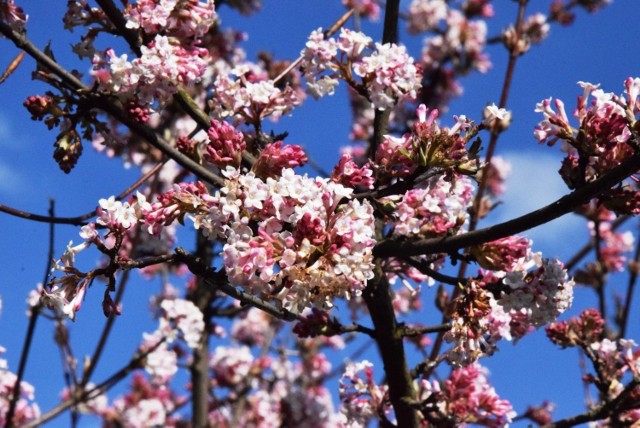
[193,167,376,312]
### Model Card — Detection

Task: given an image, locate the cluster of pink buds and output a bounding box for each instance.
[417,362,516,426]
[376,104,479,183]
[204,118,247,169]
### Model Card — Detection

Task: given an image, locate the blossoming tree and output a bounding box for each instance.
[1,0,639,426]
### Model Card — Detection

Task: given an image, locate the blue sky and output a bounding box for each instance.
[1,0,640,426]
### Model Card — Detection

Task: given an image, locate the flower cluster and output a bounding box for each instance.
[588,215,634,273]
[407,0,448,34]
[157,298,205,349]
[503,13,550,56]
[376,104,480,182]
[140,161,376,312]
[414,7,490,110]
[98,373,185,426]
[300,27,421,109]
[535,78,640,214]
[0,347,40,427]
[124,0,217,40]
[91,35,209,107]
[330,153,375,190]
[446,256,574,365]
[210,64,303,124]
[338,360,390,426]
[548,309,640,425]
[207,168,375,312]
[417,363,516,426]
[209,345,342,426]
[204,118,247,169]
[387,174,474,239]
[342,0,380,21]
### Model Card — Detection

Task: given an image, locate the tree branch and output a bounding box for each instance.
[374,153,640,258]
[363,263,418,428]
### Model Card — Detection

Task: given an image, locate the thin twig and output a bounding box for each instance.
[23,338,167,428]
[400,323,451,337]
[400,256,460,286]
[0,160,166,225]
[5,200,55,427]
[620,221,640,338]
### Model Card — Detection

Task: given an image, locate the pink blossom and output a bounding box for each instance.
[353,42,421,109]
[339,360,390,426]
[91,35,209,108]
[159,298,205,349]
[471,235,532,272]
[211,67,302,124]
[0,350,40,427]
[441,363,516,426]
[97,195,139,231]
[40,276,88,321]
[0,0,27,31]
[204,119,246,168]
[342,0,380,21]
[124,0,217,40]
[407,0,448,34]
[252,141,308,178]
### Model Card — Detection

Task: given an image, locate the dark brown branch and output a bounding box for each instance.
[94,0,142,55]
[400,256,461,286]
[363,263,418,428]
[544,377,640,427]
[189,233,215,427]
[335,323,376,337]
[174,247,299,322]
[400,323,451,337]
[374,153,640,258]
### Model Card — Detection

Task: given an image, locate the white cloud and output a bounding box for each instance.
[0,114,9,141]
[487,150,587,258]
[0,160,23,195]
